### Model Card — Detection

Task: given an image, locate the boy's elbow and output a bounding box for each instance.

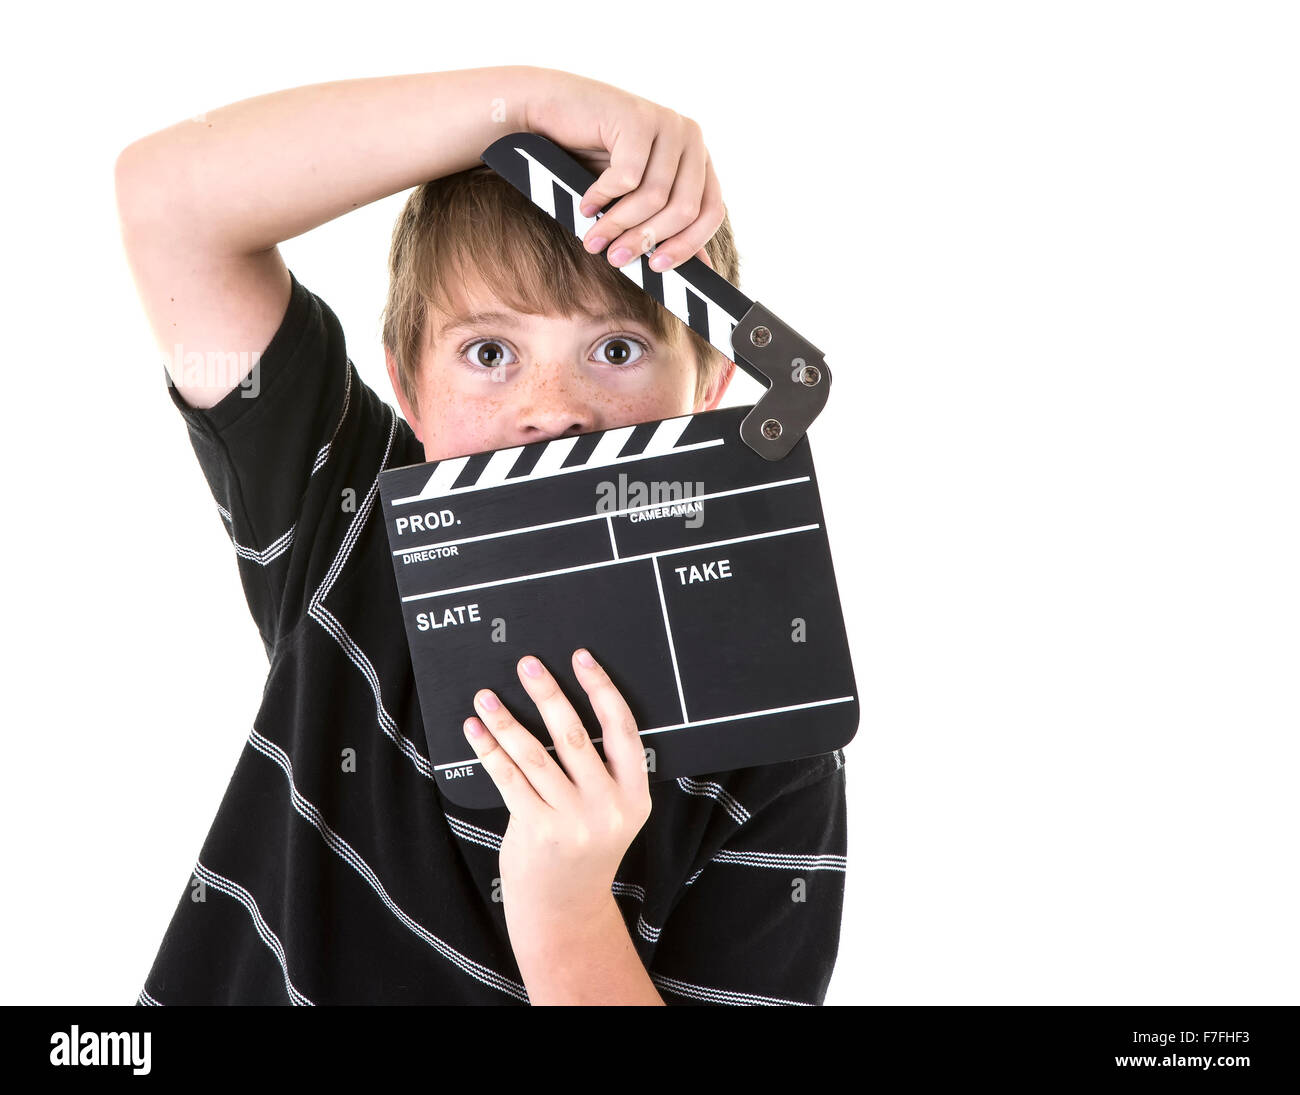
[115,136,175,233]
[114,140,152,230]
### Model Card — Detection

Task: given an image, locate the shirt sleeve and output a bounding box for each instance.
[647,750,848,1006]
[162,268,397,657]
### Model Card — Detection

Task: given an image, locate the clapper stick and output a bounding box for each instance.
[480,131,831,461]
[377,136,858,809]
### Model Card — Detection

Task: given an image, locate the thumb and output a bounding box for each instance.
[578,125,655,218]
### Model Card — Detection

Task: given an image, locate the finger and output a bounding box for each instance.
[517,655,610,792]
[640,148,726,275]
[694,247,714,270]
[622,133,706,274]
[571,648,647,792]
[462,716,546,820]
[579,123,653,215]
[598,127,691,268]
[471,689,577,811]
[580,121,656,248]
[587,124,689,267]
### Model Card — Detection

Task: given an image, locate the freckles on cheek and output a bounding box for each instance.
[587,354,694,420]
[618,364,696,420]
[608,389,676,422]
[423,374,507,458]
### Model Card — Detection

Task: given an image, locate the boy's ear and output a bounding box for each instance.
[695,359,736,413]
[385,345,424,443]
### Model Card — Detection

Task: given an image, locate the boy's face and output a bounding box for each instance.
[385,277,732,463]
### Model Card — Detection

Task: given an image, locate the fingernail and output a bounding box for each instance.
[477,690,500,711]
[522,656,543,677]
[609,246,632,266]
[464,718,482,738]
[586,235,607,253]
[649,252,672,271]
[576,648,596,668]
[581,202,597,218]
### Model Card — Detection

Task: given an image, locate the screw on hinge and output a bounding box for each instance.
[750,326,772,347]
[761,418,783,440]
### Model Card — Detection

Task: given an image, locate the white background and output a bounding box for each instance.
[1,1,1296,1006]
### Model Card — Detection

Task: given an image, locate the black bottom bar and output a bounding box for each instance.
[8,1004,1295,1081]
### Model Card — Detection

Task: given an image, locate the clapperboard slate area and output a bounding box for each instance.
[378,405,859,809]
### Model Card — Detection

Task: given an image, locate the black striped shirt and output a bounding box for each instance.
[140,269,848,1005]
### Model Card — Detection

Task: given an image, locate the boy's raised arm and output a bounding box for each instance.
[113,66,542,409]
[114,65,725,411]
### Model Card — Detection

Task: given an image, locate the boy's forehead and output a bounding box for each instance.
[428,281,654,345]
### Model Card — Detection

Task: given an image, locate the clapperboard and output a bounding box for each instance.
[377,133,858,809]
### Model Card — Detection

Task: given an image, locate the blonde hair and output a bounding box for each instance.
[382,163,740,418]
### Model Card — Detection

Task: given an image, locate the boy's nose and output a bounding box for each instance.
[514,375,597,442]
[517,407,593,444]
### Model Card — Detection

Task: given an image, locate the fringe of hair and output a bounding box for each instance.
[381,164,741,418]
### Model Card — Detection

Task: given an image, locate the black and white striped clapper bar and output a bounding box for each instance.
[376,133,858,809]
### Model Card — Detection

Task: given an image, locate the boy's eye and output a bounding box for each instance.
[593,336,647,367]
[463,339,516,370]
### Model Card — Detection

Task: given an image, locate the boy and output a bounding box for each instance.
[116,65,847,1005]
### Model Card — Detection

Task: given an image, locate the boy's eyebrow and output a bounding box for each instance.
[438,310,520,338]
[438,309,653,340]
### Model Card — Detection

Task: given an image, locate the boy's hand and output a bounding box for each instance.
[462,648,653,946]
[522,68,723,272]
